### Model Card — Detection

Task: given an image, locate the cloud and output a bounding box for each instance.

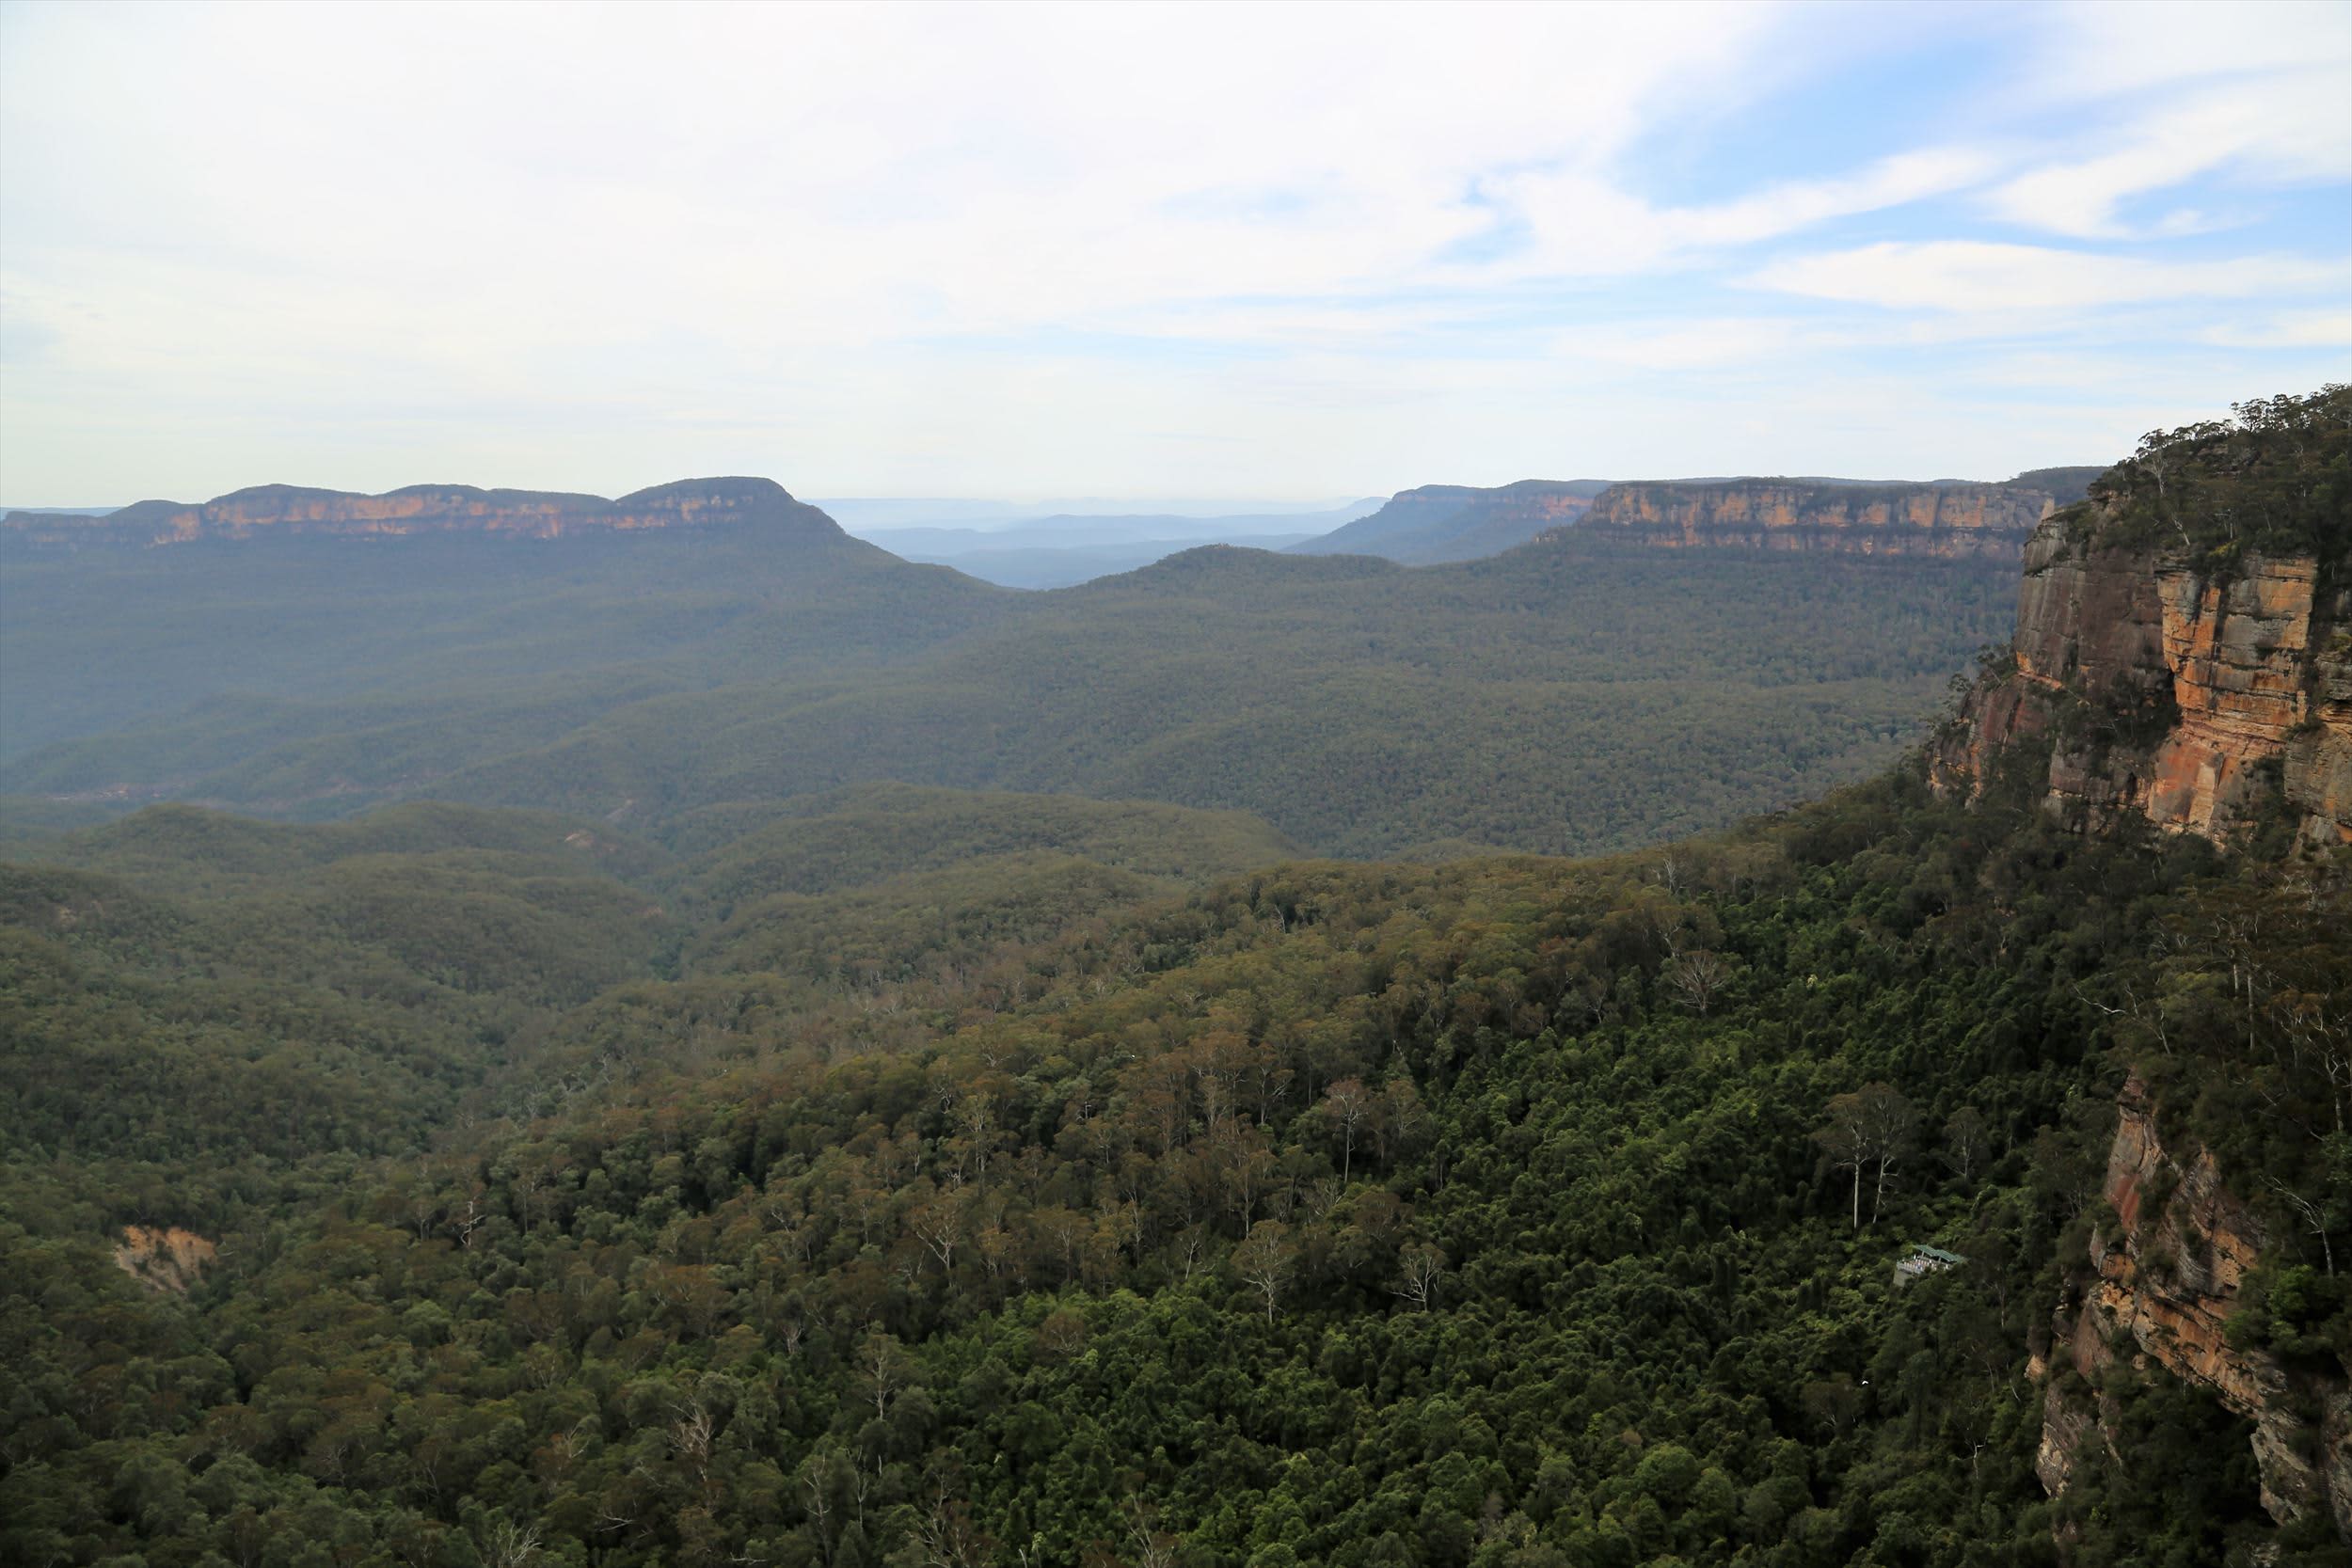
[1479,146,2003,280]
[1747,242,2344,315]
[2198,309,2352,351]
[0,0,2344,499]
[2012,0,2352,104]
[1986,68,2352,238]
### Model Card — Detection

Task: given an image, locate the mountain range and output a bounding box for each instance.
[4,469,2097,576]
[2,471,2037,858]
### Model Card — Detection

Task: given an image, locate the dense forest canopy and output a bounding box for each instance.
[6,756,2345,1568]
[0,516,2015,859]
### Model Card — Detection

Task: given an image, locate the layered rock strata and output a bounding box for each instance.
[2040,1080,2352,1533]
[1936,509,2352,844]
[1575,480,2055,558]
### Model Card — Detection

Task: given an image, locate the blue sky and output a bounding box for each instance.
[1,0,2345,502]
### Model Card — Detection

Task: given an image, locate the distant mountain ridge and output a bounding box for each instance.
[1,476,844,548]
[1288,479,1612,563]
[1289,469,2101,566]
[854,503,1376,589]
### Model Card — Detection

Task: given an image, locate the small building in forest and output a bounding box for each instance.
[1892,1244,1965,1286]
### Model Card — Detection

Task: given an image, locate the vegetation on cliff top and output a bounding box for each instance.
[2074,384,2351,568]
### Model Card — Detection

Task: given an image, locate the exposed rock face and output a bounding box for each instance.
[1576,480,2054,559]
[2,477,843,548]
[1935,506,2352,845]
[2040,1080,2352,1533]
[114,1225,217,1292]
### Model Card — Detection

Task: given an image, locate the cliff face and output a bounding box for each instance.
[2,477,843,548]
[1577,479,2054,559]
[2040,1080,2352,1533]
[1935,507,2352,845]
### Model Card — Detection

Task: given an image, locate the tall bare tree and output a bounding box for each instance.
[1815,1083,1918,1229]
[1232,1222,1295,1323]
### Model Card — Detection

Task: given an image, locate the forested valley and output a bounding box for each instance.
[8,744,2345,1568]
[0,509,2013,861]
[3,392,2348,1568]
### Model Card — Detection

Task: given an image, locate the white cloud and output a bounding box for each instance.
[1479,146,2002,280]
[2012,0,2352,104]
[2198,309,2352,351]
[0,0,2344,499]
[0,2,1777,343]
[1747,241,2344,314]
[1987,68,2352,238]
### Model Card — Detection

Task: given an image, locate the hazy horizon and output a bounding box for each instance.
[0,467,2082,522]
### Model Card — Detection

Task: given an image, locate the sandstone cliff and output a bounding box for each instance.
[2,476,844,548]
[1934,388,2351,845]
[1575,478,2055,559]
[1934,507,2352,846]
[2040,1079,2352,1533]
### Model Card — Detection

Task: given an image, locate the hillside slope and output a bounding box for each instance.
[0,481,1009,763]
[11,727,2333,1567]
[2,524,2015,857]
[1288,479,1610,563]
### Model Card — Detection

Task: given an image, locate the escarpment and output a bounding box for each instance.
[1934,502,2351,847]
[1,476,844,547]
[1572,478,2055,558]
[2040,1079,2352,1535]
[1936,388,2352,845]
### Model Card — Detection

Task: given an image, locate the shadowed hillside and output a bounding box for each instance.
[2,495,2016,858]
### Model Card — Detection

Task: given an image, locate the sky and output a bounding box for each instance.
[1,0,2347,505]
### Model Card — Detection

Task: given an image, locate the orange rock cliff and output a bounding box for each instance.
[1940,395,2352,1536]
[1573,478,2058,559]
[1933,499,2352,847]
[2039,1080,2352,1533]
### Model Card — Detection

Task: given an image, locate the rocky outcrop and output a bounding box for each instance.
[114,1225,217,1292]
[1934,507,2352,845]
[2,477,844,548]
[1575,479,2055,559]
[2040,1080,2352,1533]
